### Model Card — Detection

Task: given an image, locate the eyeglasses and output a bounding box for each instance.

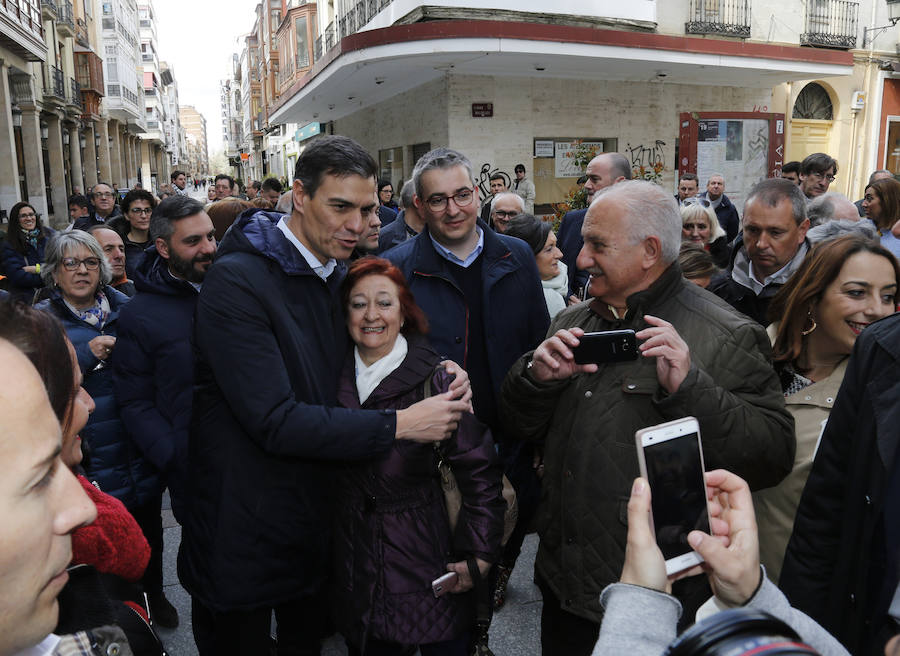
[18,212,37,219]
[61,257,101,271]
[492,210,519,220]
[810,172,836,183]
[93,192,115,199]
[129,207,153,215]
[682,197,711,208]
[425,188,475,212]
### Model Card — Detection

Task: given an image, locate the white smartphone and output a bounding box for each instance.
[635,417,710,576]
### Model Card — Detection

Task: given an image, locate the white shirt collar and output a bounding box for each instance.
[354,334,408,404]
[277,216,336,280]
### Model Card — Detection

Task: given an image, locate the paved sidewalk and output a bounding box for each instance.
[156,494,542,655]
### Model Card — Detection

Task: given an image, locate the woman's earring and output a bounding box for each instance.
[801,310,817,336]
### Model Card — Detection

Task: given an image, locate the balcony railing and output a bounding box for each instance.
[686,0,750,38]
[800,0,858,49]
[56,0,74,31]
[68,78,82,108]
[9,73,35,105]
[75,17,90,47]
[40,0,57,19]
[43,64,66,101]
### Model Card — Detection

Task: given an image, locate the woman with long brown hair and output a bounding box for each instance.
[755,234,899,582]
[862,176,900,260]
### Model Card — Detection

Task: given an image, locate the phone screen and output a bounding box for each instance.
[643,432,709,560]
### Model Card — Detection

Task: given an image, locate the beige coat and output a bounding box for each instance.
[754,324,848,583]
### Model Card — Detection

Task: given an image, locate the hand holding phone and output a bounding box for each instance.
[431,571,458,598]
[572,329,638,365]
[635,417,710,575]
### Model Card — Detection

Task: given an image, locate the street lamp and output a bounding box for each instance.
[11,109,21,128]
[79,134,86,149]
[864,0,900,47]
[40,123,48,140]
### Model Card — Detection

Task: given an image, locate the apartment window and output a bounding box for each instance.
[102,2,112,13]
[107,58,118,81]
[295,16,309,69]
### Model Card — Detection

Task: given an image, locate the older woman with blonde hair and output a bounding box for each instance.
[680,199,728,268]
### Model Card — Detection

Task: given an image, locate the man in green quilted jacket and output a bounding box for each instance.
[500,179,794,656]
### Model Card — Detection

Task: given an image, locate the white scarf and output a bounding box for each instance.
[354,333,408,405]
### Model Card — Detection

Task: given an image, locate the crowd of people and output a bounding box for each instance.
[0,137,899,656]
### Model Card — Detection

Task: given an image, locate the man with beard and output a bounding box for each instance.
[113,195,216,537]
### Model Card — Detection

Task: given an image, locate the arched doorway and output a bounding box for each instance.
[789,82,835,162]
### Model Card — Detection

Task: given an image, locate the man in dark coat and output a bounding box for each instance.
[384,147,549,442]
[178,136,469,656]
[73,182,122,231]
[113,195,217,525]
[378,180,424,253]
[500,180,794,656]
[781,312,900,656]
[708,179,810,325]
[698,173,740,242]
[557,152,631,298]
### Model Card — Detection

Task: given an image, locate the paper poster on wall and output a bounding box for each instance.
[696,119,769,213]
[555,141,604,178]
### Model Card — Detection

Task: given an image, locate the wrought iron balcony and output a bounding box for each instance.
[68,78,83,109]
[43,63,66,102]
[40,0,57,19]
[56,0,74,35]
[75,17,90,47]
[800,0,859,49]
[1,0,44,43]
[9,73,35,105]
[686,0,750,37]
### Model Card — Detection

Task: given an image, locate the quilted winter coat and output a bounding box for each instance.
[500,263,794,624]
[332,337,505,648]
[38,287,161,510]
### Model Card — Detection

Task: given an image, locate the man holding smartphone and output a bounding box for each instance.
[500,179,793,656]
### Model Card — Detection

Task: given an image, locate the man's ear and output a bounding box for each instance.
[292,179,306,216]
[156,237,170,260]
[642,236,662,269]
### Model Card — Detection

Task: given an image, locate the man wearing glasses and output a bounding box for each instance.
[798,153,838,200]
[489,192,524,234]
[385,146,549,498]
[73,182,122,231]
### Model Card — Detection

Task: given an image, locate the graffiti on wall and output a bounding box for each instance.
[625,140,667,184]
[476,163,512,202]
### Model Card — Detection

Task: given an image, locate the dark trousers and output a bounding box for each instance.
[130,494,164,597]
[191,596,327,656]
[347,634,469,656]
[536,576,599,656]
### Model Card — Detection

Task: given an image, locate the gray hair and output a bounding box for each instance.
[744,178,808,226]
[807,218,878,244]
[400,180,415,209]
[490,191,524,214]
[411,148,474,200]
[707,172,725,184]
[42,230,112,288]
[275,190,293,214]
[680,202,724,242]
[807,192,859,227]
[591,180,682,264]
[868,169,893,185]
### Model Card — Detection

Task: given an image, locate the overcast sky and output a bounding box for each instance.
[155,0,257,154]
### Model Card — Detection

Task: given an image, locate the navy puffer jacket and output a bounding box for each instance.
[38,287,161,509]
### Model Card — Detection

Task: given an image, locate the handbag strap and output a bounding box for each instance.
[467,556,493,627]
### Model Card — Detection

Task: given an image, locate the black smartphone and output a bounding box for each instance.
[572,329,638,365]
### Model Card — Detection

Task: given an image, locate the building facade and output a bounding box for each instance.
[179,104,208,176]
[248,0,900,211]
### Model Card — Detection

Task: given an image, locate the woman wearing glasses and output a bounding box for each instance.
[680,198,729,268]
[110,189,157,279]
[0,202,54,302]
[36,231,161,563]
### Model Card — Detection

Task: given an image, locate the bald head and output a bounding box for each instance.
[584,152,632,203]
[807,192,860,227]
